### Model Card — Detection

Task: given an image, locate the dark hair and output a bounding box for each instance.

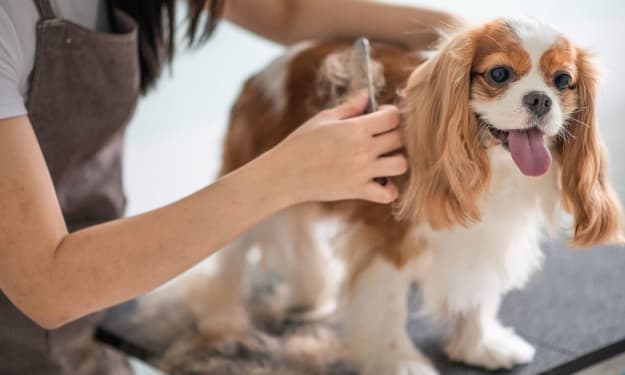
[107,0,225,93]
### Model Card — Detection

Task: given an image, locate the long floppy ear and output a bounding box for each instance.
[395,31,490,229]
[559,48,625,247]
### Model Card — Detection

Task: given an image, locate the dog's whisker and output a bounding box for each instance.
[559,125,576,142]
[567,117,591,128]
[567,106,589,115]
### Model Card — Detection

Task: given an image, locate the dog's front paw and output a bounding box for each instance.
[446,326,535,370]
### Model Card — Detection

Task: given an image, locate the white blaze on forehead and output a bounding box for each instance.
[505,17,559,67]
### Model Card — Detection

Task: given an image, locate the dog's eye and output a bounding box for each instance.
[487,66,512,85]
[553,72,572,91]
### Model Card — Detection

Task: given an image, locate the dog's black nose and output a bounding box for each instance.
[523,91,552,118]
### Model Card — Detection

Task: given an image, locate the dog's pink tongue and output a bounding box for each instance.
[508,128,552,177]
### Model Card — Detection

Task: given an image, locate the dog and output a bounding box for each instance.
[189,17,624,375]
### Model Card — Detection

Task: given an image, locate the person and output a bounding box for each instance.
[0,0,461,373]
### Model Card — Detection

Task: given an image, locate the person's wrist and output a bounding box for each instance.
[250,147,304,210]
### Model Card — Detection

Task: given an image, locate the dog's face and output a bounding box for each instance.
[397,17,624,247]
[470,19,580,177]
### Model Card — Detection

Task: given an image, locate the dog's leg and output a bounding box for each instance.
[284,206,341,320]
[343,256,437,375]
[255,206,341,323]
[444,296,535,370]
[185,232,253,336]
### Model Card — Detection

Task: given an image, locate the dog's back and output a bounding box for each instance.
[219,41,424,176]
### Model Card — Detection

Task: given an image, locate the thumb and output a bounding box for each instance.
[326,90,369,120]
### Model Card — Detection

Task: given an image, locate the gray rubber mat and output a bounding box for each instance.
[98,240,625,374]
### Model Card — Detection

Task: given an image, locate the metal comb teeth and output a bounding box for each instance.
[348,37,378,114]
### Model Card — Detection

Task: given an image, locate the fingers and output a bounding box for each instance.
[297,94,407,205]
[372,129,404,155]
[324,90,369,120]
[357,105,401,135]
[372,155,408,177]
[321,95,400,137]
[360,180,399,204]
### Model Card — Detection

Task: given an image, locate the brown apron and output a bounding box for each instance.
[0,0,140,373]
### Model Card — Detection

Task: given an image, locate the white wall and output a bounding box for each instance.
[123,1,625,216]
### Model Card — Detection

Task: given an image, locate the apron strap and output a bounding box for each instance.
[34,0,56,20]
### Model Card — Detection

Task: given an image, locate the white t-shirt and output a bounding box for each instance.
[0,0,108,119]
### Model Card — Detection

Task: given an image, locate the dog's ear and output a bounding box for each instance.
[558,48,624,247]
[395,32,490,229]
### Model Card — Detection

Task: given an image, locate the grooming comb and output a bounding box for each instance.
[348,37,387,186]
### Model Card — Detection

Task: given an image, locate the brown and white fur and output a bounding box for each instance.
[191,17,624,374]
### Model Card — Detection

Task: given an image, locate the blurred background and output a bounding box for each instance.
[123,0,625,217]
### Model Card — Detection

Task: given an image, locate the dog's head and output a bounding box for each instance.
[396,17,624,247]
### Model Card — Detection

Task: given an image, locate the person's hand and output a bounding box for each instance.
[267,91,408,205]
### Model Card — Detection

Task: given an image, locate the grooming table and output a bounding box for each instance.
[97,239,625,374]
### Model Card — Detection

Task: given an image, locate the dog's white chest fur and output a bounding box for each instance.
[414,149,560,315]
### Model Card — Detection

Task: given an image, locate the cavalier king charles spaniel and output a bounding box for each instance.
[190,17,624,375]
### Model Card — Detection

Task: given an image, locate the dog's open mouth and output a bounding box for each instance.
[487,126,552,177]
[489,127,510,147]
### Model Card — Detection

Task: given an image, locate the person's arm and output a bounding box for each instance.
[223,0,465,49]
[0,93,407,329]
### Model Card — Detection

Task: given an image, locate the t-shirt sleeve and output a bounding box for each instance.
[0,6,27,119]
